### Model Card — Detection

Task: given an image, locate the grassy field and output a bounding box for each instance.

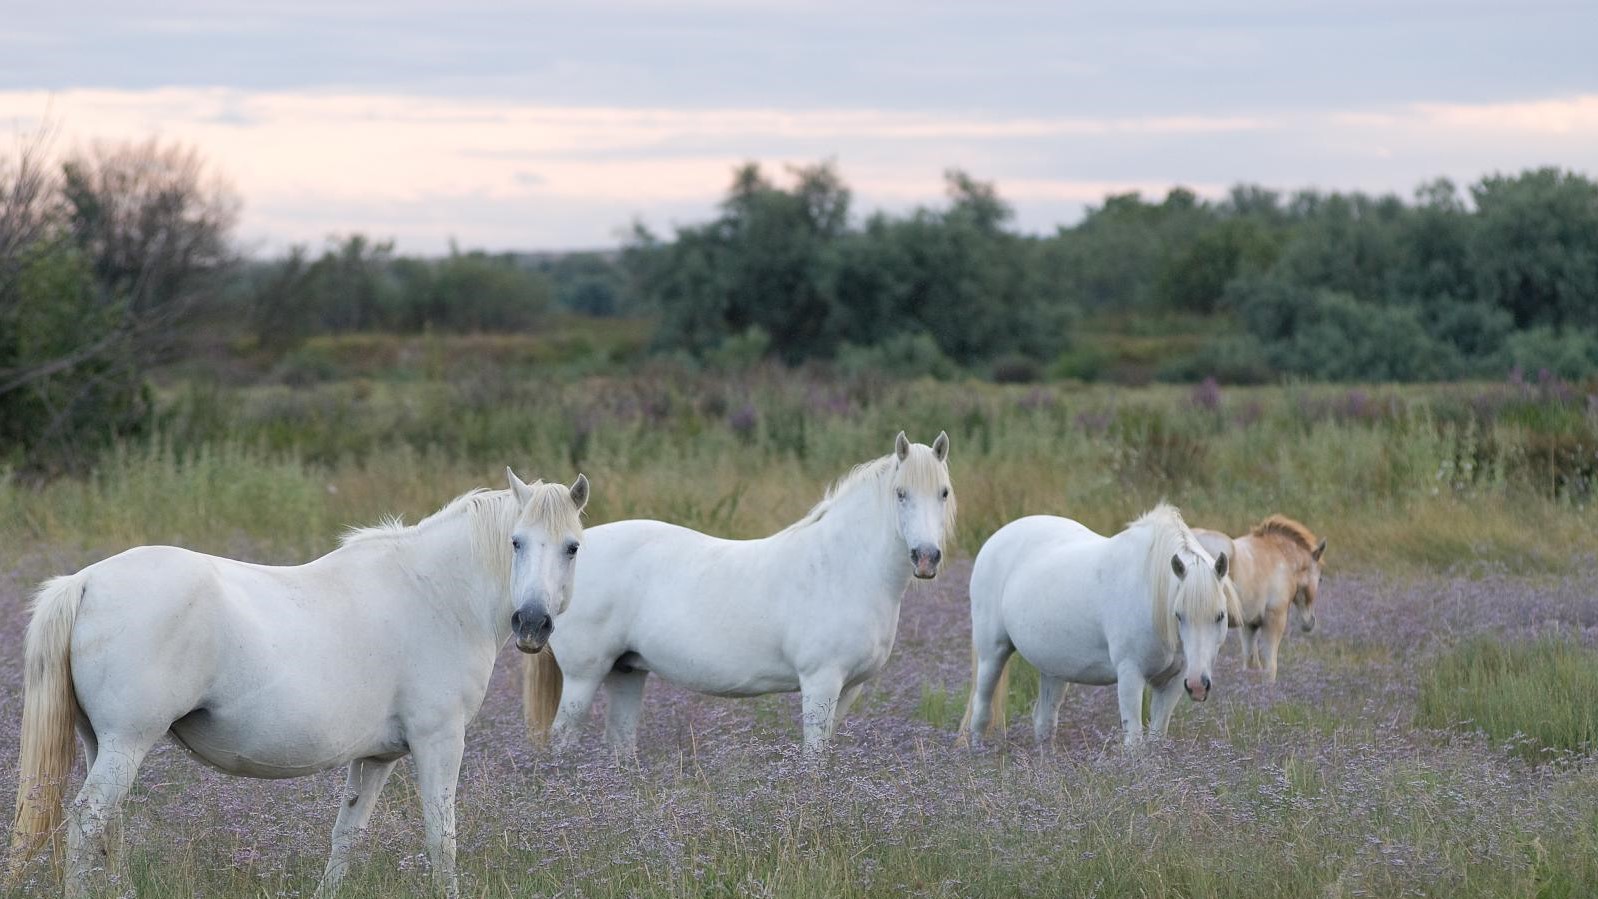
[3,350,1598,897]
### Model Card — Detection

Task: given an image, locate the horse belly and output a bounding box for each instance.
[1005,589,1118,685]
[169,702,403,778]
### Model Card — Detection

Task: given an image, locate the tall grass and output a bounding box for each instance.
[1418,636,1598,762]
[3,366,1595,569]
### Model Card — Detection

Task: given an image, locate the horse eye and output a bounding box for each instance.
[896,488,907,501]
[940,487,950,499]
[1215,613,1225,623]
[566,542,580,557]
[1174,612,1183,623]
[510,537,522,551]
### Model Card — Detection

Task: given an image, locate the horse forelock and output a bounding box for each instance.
[1250,515,1320,557]
[513,481,586,538]
[1134,503,1224,649]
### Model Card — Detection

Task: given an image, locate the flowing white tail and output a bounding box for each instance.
[523,648,563,744]
[9,574,86,875]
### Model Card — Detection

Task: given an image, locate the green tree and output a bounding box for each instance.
[1469,168,1598,329]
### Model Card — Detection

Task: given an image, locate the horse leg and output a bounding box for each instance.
[798,670,847,752]
[1032,673,1067,751]
[65,733,156,899]
[1147,676,1186,739]
[411,729,466,899]
[966,642,1014,748]
[1242,624,1261,669]
[602,669,648,758]
[1115,664,1149,749]
[549,672,605,751]
[1261,606,1289,684]
[835,682,866,722]
[315,756,399,897]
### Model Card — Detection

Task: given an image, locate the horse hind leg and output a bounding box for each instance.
[549,671,606,752]
[602,668,648,759]
[965,642,1014,749]
[65,733,158,899]
[1032,673,1067,750]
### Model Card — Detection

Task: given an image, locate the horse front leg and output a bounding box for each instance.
[1147,675,1187,739]
[411,730,466,899]
[798,670,846,752]
[316,756,399,897]
[1261,606,1289,684]
[1115,664,1149,749]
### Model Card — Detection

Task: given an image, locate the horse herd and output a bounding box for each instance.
[7,432,1326,898]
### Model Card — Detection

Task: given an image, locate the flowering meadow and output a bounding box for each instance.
[3,369,1598,897]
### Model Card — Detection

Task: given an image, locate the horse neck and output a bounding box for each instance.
[387,510,511,645]
[782,477,907,598]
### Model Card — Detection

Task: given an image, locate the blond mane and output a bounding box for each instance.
[1132,503,1226,650]
[1250,514,1320,556]
[780,447,956,539]
[341,485,582,592]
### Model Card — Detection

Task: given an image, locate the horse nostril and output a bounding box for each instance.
[511,610,524,632]
[1201,674,1212,692]
[928,548,942,568]
[536,613,554,638]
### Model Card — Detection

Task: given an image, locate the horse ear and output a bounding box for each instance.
[1213,551,1228,580]
[1170,553,1186,580]
[506,467,533,504]
[932,430,950,462]
[894,431,910,461]
[1312,538,1327,562]
[569,473,590,513]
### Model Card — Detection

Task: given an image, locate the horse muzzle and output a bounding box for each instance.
[511,606,554,654]
[1184,673,1211,702]
[909,545,942,579]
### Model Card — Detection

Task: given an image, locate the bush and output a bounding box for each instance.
[989,354,1042,384]
[1501,327,1598,380]
[1049,343,1113,382]
[1418,636,1598,762]
[836,332,960,380]
[1157,333,1276,385]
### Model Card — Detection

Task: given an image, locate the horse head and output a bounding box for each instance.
[506,468,590,653]
[891,430,954,579]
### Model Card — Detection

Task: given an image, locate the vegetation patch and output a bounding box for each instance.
[1418,636,1598,761]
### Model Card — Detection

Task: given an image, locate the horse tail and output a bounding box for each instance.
[957,646,1012,738]
[990,658,1011,736]
[523,647,563,745]
[9,574,86,874]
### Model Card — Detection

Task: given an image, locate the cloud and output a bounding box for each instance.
[1,87,1593,252]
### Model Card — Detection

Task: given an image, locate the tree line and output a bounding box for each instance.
[3,135,1597,469]
[628,162,1598,383]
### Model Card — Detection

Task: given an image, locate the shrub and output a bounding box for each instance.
[836,332,960,380]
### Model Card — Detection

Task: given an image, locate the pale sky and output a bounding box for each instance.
[4,1,1596,254]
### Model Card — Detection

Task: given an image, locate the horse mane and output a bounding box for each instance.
[779,447,956,538]
[1131,503,1224,650]
[340,486,579,592]
[1250,514,1319,555]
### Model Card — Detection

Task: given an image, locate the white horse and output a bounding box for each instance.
[960,505,1230,749]
[9,470,589,899]
[524,431,954,753]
